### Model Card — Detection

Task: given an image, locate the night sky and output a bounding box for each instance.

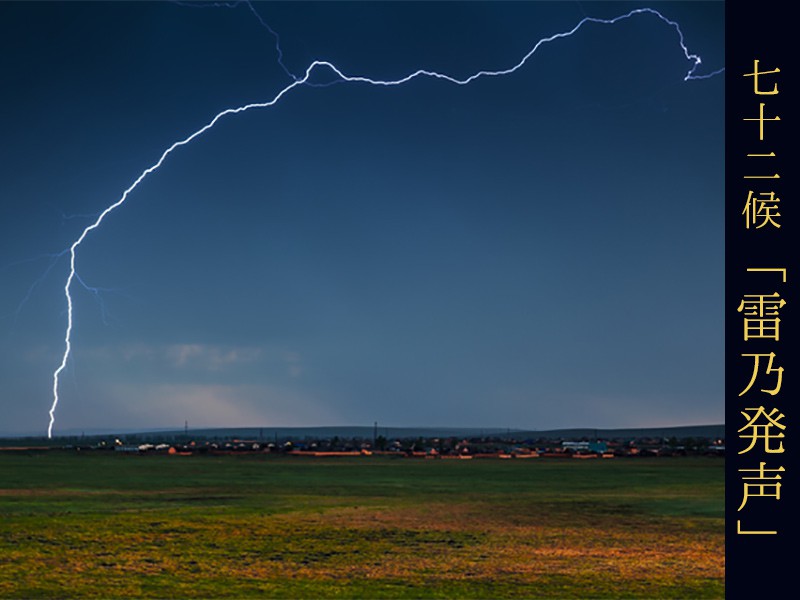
[0,1,724,436]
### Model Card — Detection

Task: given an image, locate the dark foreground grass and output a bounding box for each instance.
[0,452,723,599]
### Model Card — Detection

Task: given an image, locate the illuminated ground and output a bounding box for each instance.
[0,453,723,598]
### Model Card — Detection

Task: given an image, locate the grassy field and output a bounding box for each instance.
[0,452,724,599]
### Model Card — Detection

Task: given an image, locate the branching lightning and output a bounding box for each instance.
[46,7,722,437]
[173,0,299,81]
[2,251,68,333]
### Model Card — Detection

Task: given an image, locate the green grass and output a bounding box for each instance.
[0,452,724,598]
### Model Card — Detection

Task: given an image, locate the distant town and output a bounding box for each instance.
[0,424,725,458]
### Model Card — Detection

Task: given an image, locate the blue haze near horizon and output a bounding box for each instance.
[0,1,724,436]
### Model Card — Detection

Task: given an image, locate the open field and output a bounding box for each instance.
[0,453,723,599]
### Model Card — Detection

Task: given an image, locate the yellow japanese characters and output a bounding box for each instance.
[737,60,786,535]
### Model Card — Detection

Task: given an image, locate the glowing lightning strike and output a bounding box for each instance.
[47,7,722,437]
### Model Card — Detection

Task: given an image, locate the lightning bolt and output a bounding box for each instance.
[46,7,722,438]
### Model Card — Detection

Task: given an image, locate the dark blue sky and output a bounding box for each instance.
[0,1,724,436]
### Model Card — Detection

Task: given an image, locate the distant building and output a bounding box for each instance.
[562,441,607,453]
